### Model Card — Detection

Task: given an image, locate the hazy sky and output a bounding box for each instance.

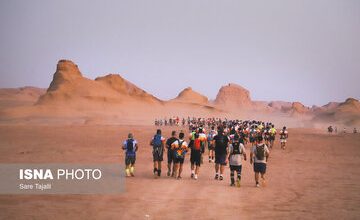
[0,0,359,106]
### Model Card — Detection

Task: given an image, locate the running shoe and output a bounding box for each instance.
[214,174,219,180]
[194,175,198,180]
[236,179,241,188]
[219,176,224,181]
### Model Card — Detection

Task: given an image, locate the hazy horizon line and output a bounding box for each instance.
[1,71,357,108]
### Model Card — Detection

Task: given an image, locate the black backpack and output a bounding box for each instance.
[255,144,265,160]
[215,135,225,146]
[232,142,242,155]
[127,139,134,154]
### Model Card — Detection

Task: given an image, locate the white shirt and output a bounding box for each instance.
[229,143,246,166]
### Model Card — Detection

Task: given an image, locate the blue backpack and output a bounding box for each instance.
[153,135,162,149]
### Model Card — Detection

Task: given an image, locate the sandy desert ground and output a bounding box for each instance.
[0,125,359,220]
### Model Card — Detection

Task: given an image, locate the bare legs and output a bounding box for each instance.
[255,172,266,187]
[215,163,225,180]
[174,163,183,178]
[167,162,175,176]
[153,161,162,177]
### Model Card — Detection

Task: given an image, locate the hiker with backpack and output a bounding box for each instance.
[207,126,217,163]
[166,131,178,177]
[188,127,196,149]
[150,129,166,178]
[122,133,138,177]
[228,135,247,187]
[279,126,289,150]
[171,132,188,179]
[198,128,207,164]
[269,125,277,149]
[190,129,207,180]
[250,136,270,187]
[249,125,257,147]
[213,128,230,181]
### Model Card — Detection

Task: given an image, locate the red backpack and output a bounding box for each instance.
[194,139,201,150]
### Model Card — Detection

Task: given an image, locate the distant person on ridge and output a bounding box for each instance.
[122,133,138,177]
[150,129,166,178]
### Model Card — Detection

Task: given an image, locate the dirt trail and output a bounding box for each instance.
[0,125,359,220]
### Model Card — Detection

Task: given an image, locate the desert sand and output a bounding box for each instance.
[0,125,359,219]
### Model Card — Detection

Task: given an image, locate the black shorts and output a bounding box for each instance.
[215,153,227,165]
[125,155,136,166]
[269,136,275,141]
[254,163,267,174]
[174,156,185,164]
[167,149,174,164]
[208,142,215,150]
[190,150,201,166]
[153,148,164,162]
[230,165,242,174]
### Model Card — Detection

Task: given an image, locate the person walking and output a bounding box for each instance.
[172,132,188,179]
[250,136,270,187]
[228,135,246,187]
[213,128,229,181]
[166,131,178,177]
[150,129,166,178]
[122,133,138,177]
[279,126,289,150]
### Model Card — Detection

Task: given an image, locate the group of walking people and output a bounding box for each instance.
[328,125,358,134]
[122,119,289,188]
